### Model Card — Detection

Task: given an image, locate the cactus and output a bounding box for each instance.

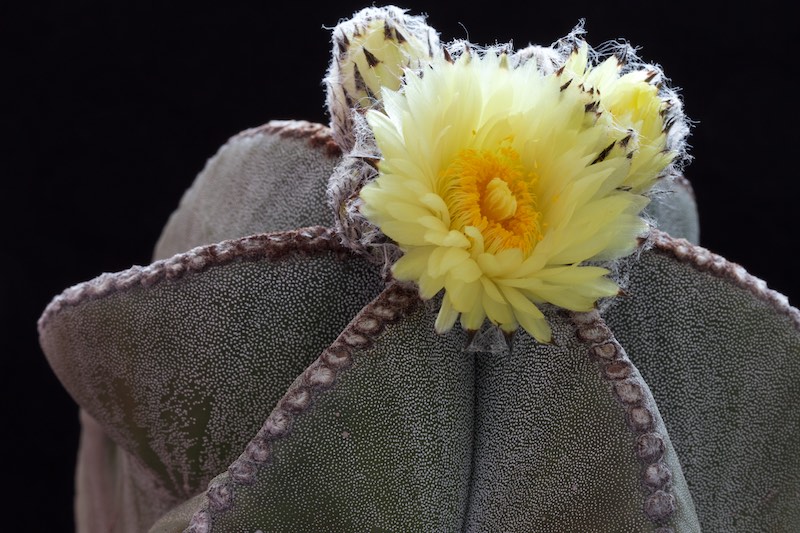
[38,6,799,533]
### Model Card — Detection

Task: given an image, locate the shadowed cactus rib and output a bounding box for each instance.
[37,118,800,531]
[76,410,152,533]
[173,289,704,531]
[186,283,475,532]
[462,307,698,532]
[605,230,800,532]
[570,310,699,530]
[39,227,383,531]
[150,493,208,533]
[154,121,341,260]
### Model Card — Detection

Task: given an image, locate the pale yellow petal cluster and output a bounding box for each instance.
[360,44,683,342]
[563,44,677,193]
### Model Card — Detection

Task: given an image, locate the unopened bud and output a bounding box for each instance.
[325,6,439,151]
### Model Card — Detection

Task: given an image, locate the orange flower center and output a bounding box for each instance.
[442,145,542,254]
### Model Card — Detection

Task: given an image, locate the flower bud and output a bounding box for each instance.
[325,6,439,151]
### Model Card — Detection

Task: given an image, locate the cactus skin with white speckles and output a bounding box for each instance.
[38,120,799,533]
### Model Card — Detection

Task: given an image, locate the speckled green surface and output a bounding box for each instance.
[39,123,799,533]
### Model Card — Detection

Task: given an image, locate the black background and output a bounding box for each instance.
[4,1,798,530]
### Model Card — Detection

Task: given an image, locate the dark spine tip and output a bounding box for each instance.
[663,115,679,134]
[363,48,380,68]
[336,34,348,57]
[591,140,615,164]
[427,31,434,58]
[353,64,367,92]
[584,101,600,114]
[443,46,453,63]
[560,78,573,92]
[383,20,394,41]
[360,156,380,170]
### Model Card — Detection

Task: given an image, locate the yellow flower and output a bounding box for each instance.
[562,44,679,193]
[359,45,681,343]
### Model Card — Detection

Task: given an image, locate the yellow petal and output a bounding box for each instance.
[434,294,460,334]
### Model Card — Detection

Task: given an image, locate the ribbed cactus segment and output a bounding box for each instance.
[154,121,341,260]
[605,231,800,531]
[158,284,704,532]
[191,284,474,532]
[37,119,797,531]
[464,310,699,531]
[38,228,383,532]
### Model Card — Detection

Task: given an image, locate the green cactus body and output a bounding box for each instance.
[38,6,799,532]
[38,121,800,532]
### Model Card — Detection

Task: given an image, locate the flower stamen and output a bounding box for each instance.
[443,146,542,255]
[482,178,517,222]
